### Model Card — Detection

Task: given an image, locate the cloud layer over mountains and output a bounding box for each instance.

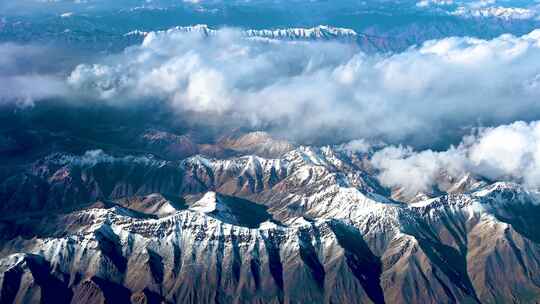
[64,27,540,146]
[3,25,540,149]
[62,26,540,193]
[371,120,540,197]
[4,25,540,193]
[0,43,67,106]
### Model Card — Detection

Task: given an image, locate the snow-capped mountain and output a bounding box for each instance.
[126,24,360,42]
[3,0,540,303]
[243,25,358,41]
[452,6,537,20]
[2,142,540,303]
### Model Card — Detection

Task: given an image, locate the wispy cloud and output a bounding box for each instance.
[0,43,67,106]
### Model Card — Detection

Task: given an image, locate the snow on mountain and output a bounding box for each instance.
[244,25,358,40]
[126,24,359,42]
[2,145,540,303]
[452,6,537,20]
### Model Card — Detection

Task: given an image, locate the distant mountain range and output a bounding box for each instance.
[2,7,540,54]
[125,24,359,40]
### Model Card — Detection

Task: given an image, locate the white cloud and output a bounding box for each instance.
[371,145,468,197]
[468,121,540,186]
[53,149,165,166]
[0,43,67,106]
[0,75,67,107]
[60,12,74,18]
[370,121,540,197]
[66,27,540,145]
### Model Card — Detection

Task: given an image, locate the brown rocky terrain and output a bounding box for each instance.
[1,145,540,303]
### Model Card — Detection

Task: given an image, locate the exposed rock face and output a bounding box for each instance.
[139,130,199,160]
[138,129,294,160]
[217,132,294,159]
[1,146,540,303]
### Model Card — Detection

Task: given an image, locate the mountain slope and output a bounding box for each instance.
[1,146,540,303]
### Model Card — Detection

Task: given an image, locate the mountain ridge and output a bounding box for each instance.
[2,145,540,303]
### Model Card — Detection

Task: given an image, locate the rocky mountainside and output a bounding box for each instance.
[1,144,540,303]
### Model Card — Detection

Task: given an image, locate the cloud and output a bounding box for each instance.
[0,43,68,106]
[371,145,468,197]
[370,120,540,197]
[467,121,540,185]
[0,75,67,107]
[51,149,165,167]
[66,26,540,146]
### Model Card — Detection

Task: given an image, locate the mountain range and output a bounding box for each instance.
[3,1,540,303]
[1,130,540,303]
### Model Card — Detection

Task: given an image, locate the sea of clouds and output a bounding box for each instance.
[4,26,540,193]
[64,27,540,146]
